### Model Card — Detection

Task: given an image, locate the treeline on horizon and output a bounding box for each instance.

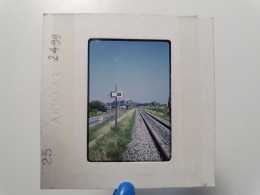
[88,100,168,113]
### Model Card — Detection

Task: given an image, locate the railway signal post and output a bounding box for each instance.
[111,84,123,129]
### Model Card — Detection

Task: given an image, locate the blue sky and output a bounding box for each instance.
[88,40,170,104]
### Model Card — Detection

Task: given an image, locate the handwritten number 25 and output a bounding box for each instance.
[42,149,52,165]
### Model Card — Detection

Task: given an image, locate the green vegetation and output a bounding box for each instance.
[150,101,158,107]
[89,100,107,112]
[89,111,101,118]
[146,104,171,122]
[89,109,115,118]
[88,116,115,142]
[88,109,136,162]
[88,100,109,118]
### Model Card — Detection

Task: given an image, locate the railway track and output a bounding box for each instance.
[123,108,171,161]
[139,108,171,161]
[141,109,171,130]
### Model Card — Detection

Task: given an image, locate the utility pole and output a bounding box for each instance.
[115,84,118,129]
[118,98,121,116]
[107,93,111,121]
[110,98,111,121]
[110,84,122,129]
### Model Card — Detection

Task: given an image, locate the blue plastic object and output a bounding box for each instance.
[114,182,135,195]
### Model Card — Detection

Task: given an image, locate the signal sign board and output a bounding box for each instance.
[111,91,123,98]
[117,91,123,97]
[111,92,117,97]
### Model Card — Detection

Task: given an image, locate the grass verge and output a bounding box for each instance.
[88,109,136,162]
[88,116,115,142]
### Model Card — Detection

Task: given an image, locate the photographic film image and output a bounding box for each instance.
[87,39,171,162]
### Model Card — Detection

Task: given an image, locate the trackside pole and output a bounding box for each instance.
[115,84,118,129]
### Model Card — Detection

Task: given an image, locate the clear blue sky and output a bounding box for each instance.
[89,40,170,104]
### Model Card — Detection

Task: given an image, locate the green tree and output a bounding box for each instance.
[150,101,158,107]
[89,100,107,112]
